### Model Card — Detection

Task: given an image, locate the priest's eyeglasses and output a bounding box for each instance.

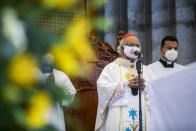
[125,43,141,47]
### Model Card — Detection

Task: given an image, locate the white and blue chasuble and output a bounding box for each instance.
[95,58,155,131]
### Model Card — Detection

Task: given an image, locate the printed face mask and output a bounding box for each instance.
[164,48,178,61]
[123,46,140,59]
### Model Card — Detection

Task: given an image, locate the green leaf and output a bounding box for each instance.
[12,108,26,127]
[93,16,114,32]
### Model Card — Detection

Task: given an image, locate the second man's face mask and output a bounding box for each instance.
[164,48,178,61]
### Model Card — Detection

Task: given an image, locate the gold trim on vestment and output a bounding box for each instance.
[143,92,147,131]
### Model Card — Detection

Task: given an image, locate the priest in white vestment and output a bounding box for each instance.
[147,36,185,78]
[46,69,76,131]
[95,33,155,131]
[41,54,76,131]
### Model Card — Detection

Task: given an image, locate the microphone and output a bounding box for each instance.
[131,50,142,96]
[134,51,141,56]
[129,51,140,96]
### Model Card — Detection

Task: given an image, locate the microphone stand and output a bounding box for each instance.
[136,53,143,131]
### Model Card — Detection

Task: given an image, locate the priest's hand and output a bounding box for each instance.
[128,76,146,90]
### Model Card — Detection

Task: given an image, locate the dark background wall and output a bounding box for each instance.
[99,0,196,65]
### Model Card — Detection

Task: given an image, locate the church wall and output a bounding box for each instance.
[102,0,196,65]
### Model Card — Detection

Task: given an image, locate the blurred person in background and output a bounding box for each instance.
[41,54,76,131]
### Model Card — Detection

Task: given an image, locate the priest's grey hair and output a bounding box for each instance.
[117,39,126,56]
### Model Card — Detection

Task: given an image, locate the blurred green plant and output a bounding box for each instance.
[0,0,111,131]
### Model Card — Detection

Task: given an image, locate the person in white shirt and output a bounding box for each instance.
[48,69,76,131]
[41,54,76,131]
[147,36,185,78]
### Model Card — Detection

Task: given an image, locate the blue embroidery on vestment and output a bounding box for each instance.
[128,109,137,121]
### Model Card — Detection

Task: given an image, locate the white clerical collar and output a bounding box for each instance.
[160,57,174,68]
[161,57,172,64]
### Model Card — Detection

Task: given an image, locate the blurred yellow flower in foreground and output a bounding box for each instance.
[26,92,52,128]
[41,0,77,10]
[51,44,80,76]
[65,19,94,60]
[65,18,90,43]
[51,18,95,77]
[8,54,37,86]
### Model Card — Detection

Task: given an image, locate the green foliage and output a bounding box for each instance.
[0,1,75,131]
[0,0,108,130]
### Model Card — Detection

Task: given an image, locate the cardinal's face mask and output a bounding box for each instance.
[123,45,140,59]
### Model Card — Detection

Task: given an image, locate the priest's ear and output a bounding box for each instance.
[120,46,125,56]
[121,46,124,50]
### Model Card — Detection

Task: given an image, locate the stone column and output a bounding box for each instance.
[128,0,152,64]
[176,0,196,65]
[144,0,152,64]
[104,0,128,49]
[104,0,119,48]
[151,0,176,62]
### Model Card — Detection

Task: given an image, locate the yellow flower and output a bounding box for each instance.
[70,39,95,61]
[50,44,80,76]
[64,18,95,60]
[41,0,77,10]
[26,92,52,128]
[50,18,95,77]
[65,18,90,44]
[8,54,37,86]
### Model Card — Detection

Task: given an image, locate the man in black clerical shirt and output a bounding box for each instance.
[147,36,185,78]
